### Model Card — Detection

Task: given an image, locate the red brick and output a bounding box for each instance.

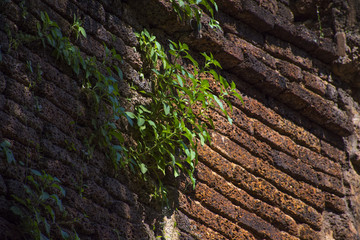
[38,80,86,119]
[250,119,342,178]
[300,96,352,136]
[194,182,298,240]
[0,111,39,147]
[178,191,256,240]
[324,193,346,213]
[209,132,325,210]
[36,97,74,134]
[208,107,341,181]
[227,34,277,68]
[232,52,268,84]
[176,210,227,240]
[320,140,346,164]
[265,34,313,70]
[276,59,303,82]
[198,144,323,230]
[221,79,321,153]
[4,99,44,133]
[196,162,299,236]
[255,70,288,97]
[271,150,344,196]
[277,82,311,110]
[302,71,327,96]
[299,224,322,240]
[312,38,337,64]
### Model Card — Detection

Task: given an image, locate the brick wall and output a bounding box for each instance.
[1,0,360,239]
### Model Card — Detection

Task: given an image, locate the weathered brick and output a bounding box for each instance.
[37,80,85,119]
[4,99,43,132]
[206,112,273,162]
[1,54,31,87]
[0,216,22,240]
[178,191,257,240]
[36,97,74,134]
[176,210,227,240]
[215,36,244,70]
[302,71,327,96]
[196,162,299,236]
[35,0,72,35]
[255,69,288,97]
[227,34,276,68]
[222,76,322,153]
[301,96,352,136]
[78,34,106,59]
[84,180,111,207]
[231,52,268,84]
[18,47,80,97]
[299,224,322,240]
[320,140,346,164]
[0,72,6,94]
[197,144,323,230]
[272,78,352,136]
[106,14,138,46]
[209,132,325,211]
[271,17,319,54]
[277,82,311,110]
[277,1,293,21]
[0,111,39,147]
[239,0,275,32]
[103,177,138,206]
[72,0,106,23]
[5,75,34,106]
[312,38,337,64]
[298,148,342,178]
[324,193,346,213]
[265,34,313,70]
[277,59,303,82]
[42,0,75,18]
[249,119,342,178]
[266,96,345,149]
[219,12,265,46]
[217,0,276,32]
[194,182,298,240]
[325,83,338,102]
[271,150,344,196]
[0,175,6,195]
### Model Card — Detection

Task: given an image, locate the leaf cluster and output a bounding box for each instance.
[11,169,73,240]
[0,141,79,239]
[34,9,241,203]
[36,12,129,167]
[0,140,16,164]
[130,30,240,199]
[169,0,221,30]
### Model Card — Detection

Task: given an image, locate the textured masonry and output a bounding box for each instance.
[1,0,360,239]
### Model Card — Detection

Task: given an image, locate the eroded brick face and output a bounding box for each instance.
[1,0,360,239]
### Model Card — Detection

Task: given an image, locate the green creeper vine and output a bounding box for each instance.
[34,0,239,201]
[6,0,236,203]
[1,141,79,240]
[170,0,221,30]
[130,30,240,199]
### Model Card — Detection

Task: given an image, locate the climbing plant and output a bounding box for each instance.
[33,0,238,201]
[0,141,79,240]
[4,0,235,202]
[130,29,240,199]
[169,0,221,30]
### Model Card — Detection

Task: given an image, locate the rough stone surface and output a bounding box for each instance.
[1,0,360,239]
